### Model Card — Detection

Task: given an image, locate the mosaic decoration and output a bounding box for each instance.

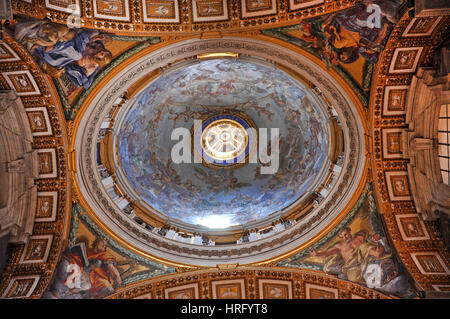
[368,10,450,293]
[25,106,53,137]
[258,279,292,298]
[0,41,20,62]
[395,214,430,241]
[35,191,58,222]
[192,0,228,22]
[164,283,199,299]
[305,283,338,299]
[385,171,412,202]
[212,279,246,298]
[42,203,176,299]
[2,70,40,96]
[410,253,450,275]
[402,16,443,37]
[262,0,403,107]
[117,58,328,227]
[142,0,180,23]
[382,85,409,116]
[1,275,41,299]
[37,148,57,179]
[45,0,81,15]
[279,183,416,298]
[19,235,53,265]
[382,128,403,159]
[8,18,160,120]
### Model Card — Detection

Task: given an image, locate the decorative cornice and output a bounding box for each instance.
[107,266,393,299]
[369,13,450,292]
[11,0,358,36]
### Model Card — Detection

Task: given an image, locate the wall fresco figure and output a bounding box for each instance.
[43,238,122,299]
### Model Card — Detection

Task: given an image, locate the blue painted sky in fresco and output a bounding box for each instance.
[117,58,329,227]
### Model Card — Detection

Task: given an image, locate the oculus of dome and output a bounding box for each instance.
[194,112,257,168]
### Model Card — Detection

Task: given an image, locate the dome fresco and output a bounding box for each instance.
[117,58,329,228]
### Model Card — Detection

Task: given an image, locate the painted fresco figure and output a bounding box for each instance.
[339,233,387,283]
[14,18,75,51]
[84,238,122,297]
[43,238,122,299]
[308,227,369,276]
[34,31,112,88]
[326,231,413,297]
[64,38,112,89]
[33,30,92,69]
[321,0,401,64]
[14,19,112,89]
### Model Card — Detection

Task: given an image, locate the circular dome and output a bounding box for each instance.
[115,58,329,229]
[73,37,365,266]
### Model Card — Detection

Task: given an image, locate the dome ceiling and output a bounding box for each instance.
[72,37,366,266]
[1,0,449,300]
[116,58,329,228]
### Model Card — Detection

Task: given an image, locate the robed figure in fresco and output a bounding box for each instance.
[43,238,122,299]
[14,18,112,90]
[308,227,369,276]
[14,19,76,51]
[308,227,412,297]
[263,0,402,66]
[321,0,401,64]
[34,31,112,89]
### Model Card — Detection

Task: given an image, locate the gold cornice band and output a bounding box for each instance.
[106,265,392,300]
[13,0,357,38]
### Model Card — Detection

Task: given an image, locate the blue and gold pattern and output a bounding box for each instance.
[193,112,257,168]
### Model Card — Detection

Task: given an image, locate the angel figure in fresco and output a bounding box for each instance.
[43,238,122,299]
[250,102,275,121]
[193,166,224,186]
[227,177,252,190]
[194,167,251,195]
[177,179,202,194]
[168,106,208,125]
